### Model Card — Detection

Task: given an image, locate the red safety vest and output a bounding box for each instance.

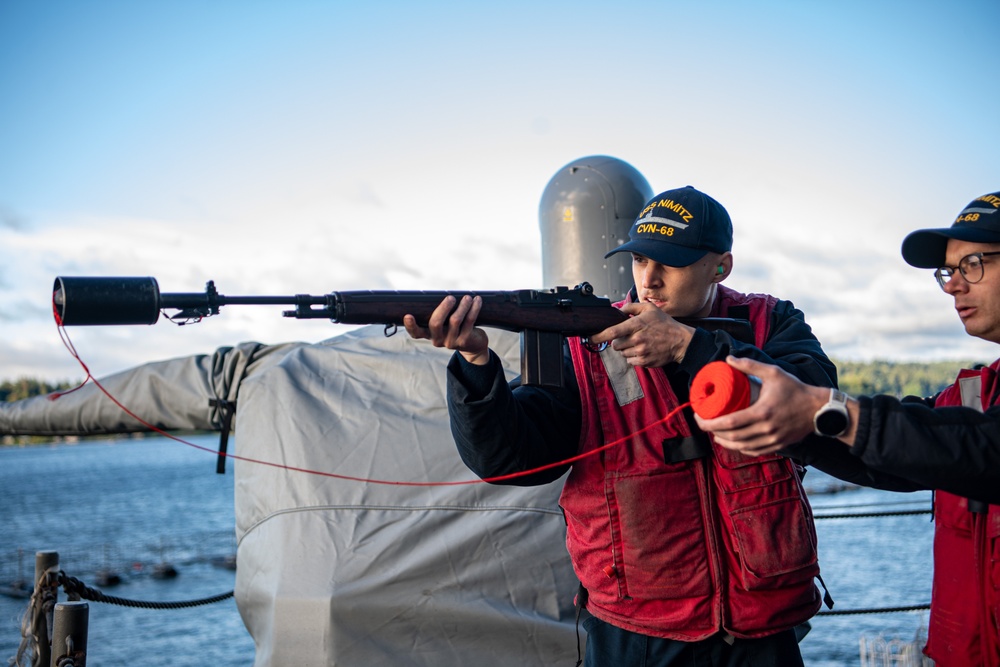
[564,286,821,640]
[925,360,1000,666]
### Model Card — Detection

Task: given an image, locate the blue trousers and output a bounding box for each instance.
[582,616,804,667]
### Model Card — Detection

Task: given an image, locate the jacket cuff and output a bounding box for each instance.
[446,350,502,400]
[678,326,718,377]
[849,395,874,457]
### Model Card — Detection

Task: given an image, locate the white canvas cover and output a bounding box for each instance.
[1,326,581,665]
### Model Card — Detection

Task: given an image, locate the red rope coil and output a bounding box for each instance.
[689,360,757,419]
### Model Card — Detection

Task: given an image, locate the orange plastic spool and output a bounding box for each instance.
[690,360,759,419]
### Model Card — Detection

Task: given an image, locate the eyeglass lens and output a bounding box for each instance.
[935,254,985,289]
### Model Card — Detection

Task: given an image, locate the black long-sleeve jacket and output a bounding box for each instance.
[771,386,1000,506]
[447,297,839,485]
[850,393,1000,503]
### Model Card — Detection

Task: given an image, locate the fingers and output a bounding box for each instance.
[589,316,642,346]
[697,416,788,457]
[426,295,476,348]
[723,355,770,377]
[712,435,786,457]
[405,296,489,362]
[694,403,759,433]
[617,302,651,317]
[589,302,662,345]
[404,295,457,342]
[452,295,483,347]
[403,313,430,340]
[724,356,799,390]
[592,304,690,366]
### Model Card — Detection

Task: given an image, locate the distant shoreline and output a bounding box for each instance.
[2,431,217,447]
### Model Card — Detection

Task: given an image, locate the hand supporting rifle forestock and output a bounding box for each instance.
[403,294,490,366]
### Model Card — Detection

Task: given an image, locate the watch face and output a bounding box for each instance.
[816,408,848,436]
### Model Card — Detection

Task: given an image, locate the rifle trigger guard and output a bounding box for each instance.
[383,323,398,337]
[582,337,607,353]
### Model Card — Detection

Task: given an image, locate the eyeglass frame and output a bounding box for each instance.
[934,251,1000,290]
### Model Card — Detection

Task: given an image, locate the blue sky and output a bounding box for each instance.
[2,0,999,381]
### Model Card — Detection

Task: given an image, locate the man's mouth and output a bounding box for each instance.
[956,304,976,320]
[644,296,667,308]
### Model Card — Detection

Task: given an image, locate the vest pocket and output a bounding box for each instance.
[712,445,791,492]
[934,493,976,533]
[988,510,1000,591]
[729,496,818,590]
[609,470,712,599]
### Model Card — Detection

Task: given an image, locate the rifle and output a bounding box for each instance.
[52,276,754,387]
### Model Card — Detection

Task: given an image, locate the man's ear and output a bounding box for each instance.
[714,252,734,282]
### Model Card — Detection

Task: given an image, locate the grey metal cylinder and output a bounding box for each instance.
[50,601,88,667]
[34,550,59,585]
[539,155,653,301]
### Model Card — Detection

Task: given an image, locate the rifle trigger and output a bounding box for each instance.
[383,323,398,337]
[582,337,608,353]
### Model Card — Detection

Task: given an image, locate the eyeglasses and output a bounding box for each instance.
[934,251,1000,290]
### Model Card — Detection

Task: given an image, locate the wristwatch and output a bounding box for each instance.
[813,388,850,437]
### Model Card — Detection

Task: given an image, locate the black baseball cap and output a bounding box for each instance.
[901,191,1000,268]
[605,186,733,267]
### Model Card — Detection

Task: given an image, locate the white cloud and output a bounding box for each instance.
[2,1,997,381]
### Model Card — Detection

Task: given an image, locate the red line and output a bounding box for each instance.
[51,322,687,486]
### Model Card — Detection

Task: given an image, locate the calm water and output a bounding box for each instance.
[800,474,935,666]
[0,436,253,667]
[0,436,935,666]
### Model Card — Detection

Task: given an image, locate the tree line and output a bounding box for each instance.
[0,377,77,403]
[1,358,987,404]
[834,359,985,399]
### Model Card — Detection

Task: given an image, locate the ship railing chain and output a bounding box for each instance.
[812,506,932,616]
[56,571,234,609]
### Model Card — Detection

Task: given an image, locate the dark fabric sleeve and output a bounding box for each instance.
[781,435,926,493]
[446,347,581,486]
[679,298,837,389]
[848,394,1000,504]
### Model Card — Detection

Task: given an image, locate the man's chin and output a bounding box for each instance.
[969,327,1000,345]
[963,321,999,344]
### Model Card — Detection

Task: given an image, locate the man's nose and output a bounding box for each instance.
[641,263,662,287]
[943,271,970,294]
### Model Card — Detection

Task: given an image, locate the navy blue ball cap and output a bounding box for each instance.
[605,186,733,267]
[901,191,1000,268]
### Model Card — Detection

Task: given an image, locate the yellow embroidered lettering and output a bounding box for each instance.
[656,199,693,222]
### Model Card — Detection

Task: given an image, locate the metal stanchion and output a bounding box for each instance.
[34,550,60,667]
[50,601,88,667]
